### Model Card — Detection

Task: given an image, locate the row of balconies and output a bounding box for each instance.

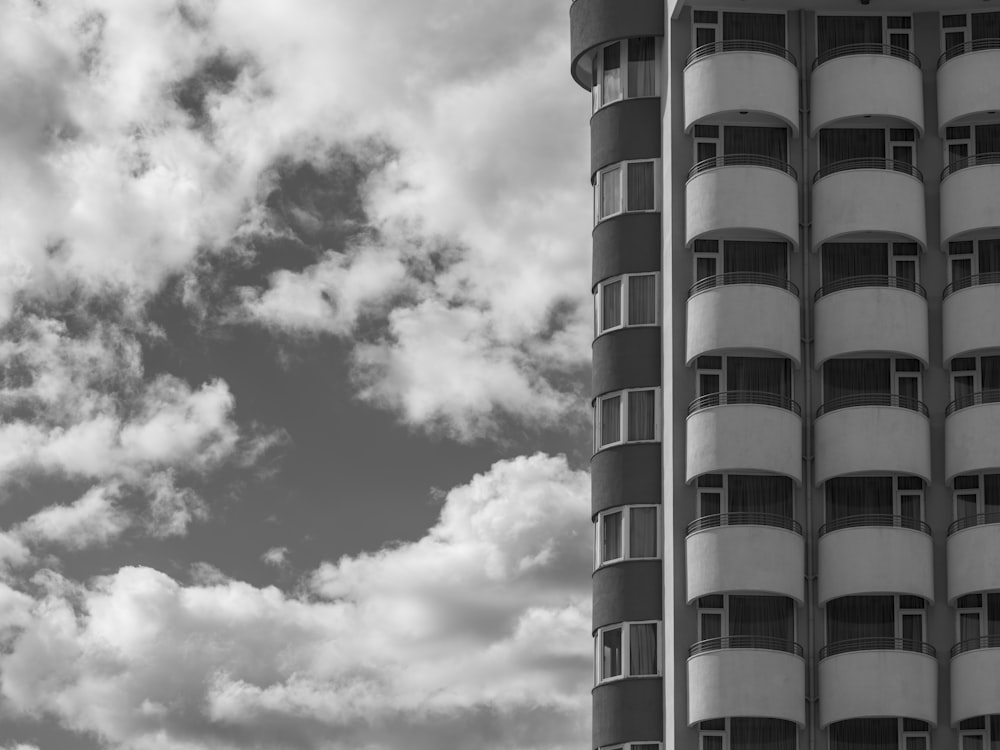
[684,35,996,139]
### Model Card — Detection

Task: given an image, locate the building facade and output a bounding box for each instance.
[570,2,1000,749]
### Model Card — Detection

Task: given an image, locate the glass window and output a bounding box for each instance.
[629,507,658,558]
[601,627,622,679]
[601,511,623,563]
[628,275,657,325]
[599,394,621,448]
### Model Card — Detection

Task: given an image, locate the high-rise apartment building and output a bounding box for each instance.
[570,3,1000,749]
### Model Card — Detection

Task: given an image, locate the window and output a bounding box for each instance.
[691,11,786,51]
[590,38,657,113]
[595,506,660,567]
[695,473,795,524]
[602,743,662,750]
[695,355,793,403]
[692,125,789,172]
[944,124,1000,172]
[950,356,1000,407]
[594,160,658,224]
[594,621,660,684]
[695,594,796,646]
[825,595,927,649]
[594,388,661,452]
[818,128,917,172]
[697,719,796,750]
[824,475,924,530]
[830,719,929,750]
[942,11,1000,59]
[816,15,912,56]
[821,358,923,410]
[952,474,1000,524]
[819,242,920,291]
[959,716,1000,750]
[947,238,1000,292]
[692,239,789,287]
[593,273,659,337]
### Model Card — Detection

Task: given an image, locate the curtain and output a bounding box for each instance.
[627,390,655,441]
[627,37,655,97]
[723,126,787,161]
[601,511,622,562]
[971,11,1000,40]
[821,243,889,284]
[990,715,1000,750]
[817,16,883,55]
[989,593,1000,637]
[599,166,620,219]
[826,477,893,520]
[627,161,654,211]
[729,595,793,640]
[602,627,622,677]
[600,395,621,446]
[731,718,797,750]
[727,357,791,396]
[628,274,656,324]
[822,359,891,402]
[827,596,893,642]
[983,356,1000,391]
[601,43,621,103]
[986,475,1000,512]
[829,718,898,750]
[722,12,786,46]
[976,124,1000,154]
[601,279,621,331]
[819,129,886,167]
[629,623,657,675]
[729,475,794,517]
[979,240,1000,273]
[629,507,657,557]
[724,241,788,277]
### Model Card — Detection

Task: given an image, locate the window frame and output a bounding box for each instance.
[594,620,662,685]
[593,159,661,226]
[814,13,913,53]
[594,505,662,569]
[590,38,659,114]
[594,388,662,453]
[593,272,661,338]
[956,594,985,642]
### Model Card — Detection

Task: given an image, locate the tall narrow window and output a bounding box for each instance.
[595,389,661,451]
[629,623,658,675]
[627,38,655,97]
[601,627,623,679]
[627,162,654,211]
[629,507,658,558]
[602,43,622,105]
[598,165,621,221]
[600,511,623,563]
[600,279,622,332]
[627,390,655,441]
[628,275,657,325]
[600,394,621,447]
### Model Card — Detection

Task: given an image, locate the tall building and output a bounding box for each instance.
[570,3,1000,749]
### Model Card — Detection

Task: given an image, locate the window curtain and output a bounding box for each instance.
[971,11,1000,40]
[979,240,1000,273]
[826,596,894,642]
[599,166,620,219]
[601,512,622,561]
[829,718,898,750]
[626,161,654,211]
[983,356,1000,390]
[986,475,1000,512]
[817,16,883,55]
[628,275,656,324]
[724,241,788,278]
[629,507,657,557]
[990,715,1000,750]
[731,718,797,750]
[723,126,788,161]
[722,12,785,46]
[601,43,621,103]
[975,124,1000,154]
[989,593,1000,637]
[729,595,793,640]
[601,279,621,330]
[822,359,891,402]
[729,475,794,518]
[821,243,889,284]
[629,623,657,674]
[727,357,791,396]
[819,129,886,167]
[826,477,893,520]
[627,390,655,441]
[627,37,655,97]
[600,395,621,445]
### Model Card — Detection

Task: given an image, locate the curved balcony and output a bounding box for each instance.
[817,516,933,605]
[686,392,802,483]
[813,277,929,367]
[947,514,1000,602]
[684,42,799,135]
[686,156,799,249]
[686,514,804,603]
[686,274,801,366]
[940,155,1000,246]
[943,275,1000,362]
[688,639,805,726]
[569,0,663,89]
[951,636,1000,725]
[814,396,931,486]
[812,160,925,250]
[944,392,1000,482]
[818,639,938,727]
[593,678,663,749]
[937,41,1000,134]
[811,45,924,134]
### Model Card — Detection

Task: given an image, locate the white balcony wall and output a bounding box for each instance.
[818,526,933,605]
[938,50,1000,133]
[952,648,1000,725]
[686,404,801,483]
[948,524,1000,603]
[811,54,923,134]
[812,169,926,249]
[945,402,1000,482]
[943,283,1000,363]
[941,165,1000,246]
[689,648,805,726]
[819,649,937,727]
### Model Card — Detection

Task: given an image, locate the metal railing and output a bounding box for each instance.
[951,634,1000,657]
[816,393,929,418]
[819,514,931,537]
[689,272,799,298]
[941,152,1000,180]
[948,511,1000,536]
[945,389,1000,416]
[688,154,797,181]
[813,158,923,183]
[819,637,935,660]
[686,40,797,66]
[689,635,804,657]
[812,43,921,70]
[939,38,1000,67]
[943,272,1000,298]
[814,275,926,301]
[688,390,802,416]
[687,512,802,535]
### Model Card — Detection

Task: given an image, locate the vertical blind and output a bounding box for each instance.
[817,16,883,55]
[627,37,655,97]
[821,243,889,283]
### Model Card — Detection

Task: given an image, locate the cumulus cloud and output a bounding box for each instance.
[16,483,130,550]
[0,453,591,750]
[260,547,288,568]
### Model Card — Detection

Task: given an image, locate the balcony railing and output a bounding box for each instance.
[948,511,1000,535]
[819,637,936,660]
[689,635,804,657]
[943,272,1000,298]
[688,154,797,180]
[686,40,797,66]
[946,390,1000,416]
[688,390,801,416]
[813,158,923,183]
[951,634,1000,657]
[819,514,931,537]
[941,152,1000,180]
[689,272,799,298]
[813,43,921,70]
[687,512,802,535]
[817,393,929,418]
[939,38,1000,67]
[814,275,926,301]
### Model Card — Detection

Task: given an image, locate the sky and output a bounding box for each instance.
[0,1,596,749]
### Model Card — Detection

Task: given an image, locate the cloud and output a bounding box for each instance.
[0,453,591,750]
[16,483,130,550]
[261,547,288,568]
